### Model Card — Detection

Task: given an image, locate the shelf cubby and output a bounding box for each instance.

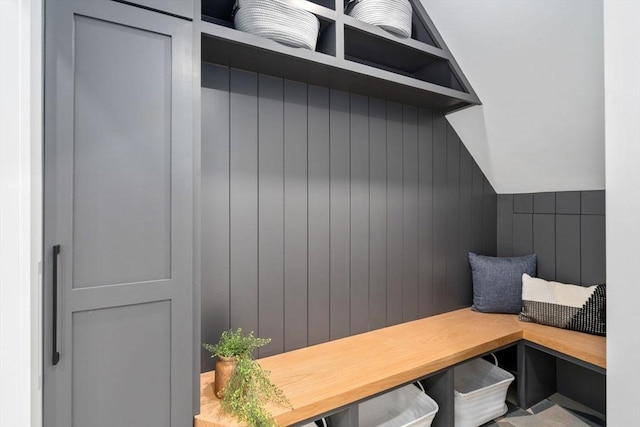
[343,21,464,92]
[199,0,479,112]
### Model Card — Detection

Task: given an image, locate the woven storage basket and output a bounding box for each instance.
[347,0,413,38]
[454,357,515,427]
[301,418,329,427]
[332,383,438,427]
[234,0,320,50]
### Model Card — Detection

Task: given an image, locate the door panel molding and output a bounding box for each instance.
[44,2,193,426]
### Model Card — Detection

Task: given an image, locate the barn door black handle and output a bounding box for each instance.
[52,244,61,366]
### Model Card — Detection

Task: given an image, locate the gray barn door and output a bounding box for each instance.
[43,1,193,426]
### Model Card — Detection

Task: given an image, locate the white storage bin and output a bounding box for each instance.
[301,419,329,427]
[334,384,438,427]
[234,0,320,50]
[346,0,413,38]
[454,357,515,427]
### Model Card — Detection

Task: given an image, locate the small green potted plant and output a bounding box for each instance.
[203,328,292,426]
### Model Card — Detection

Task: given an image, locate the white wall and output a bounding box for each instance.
[422,0,605,194]
[604,0,640,423]
[0,1,43,426]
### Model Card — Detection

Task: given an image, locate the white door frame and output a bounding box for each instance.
[0,1,44,427]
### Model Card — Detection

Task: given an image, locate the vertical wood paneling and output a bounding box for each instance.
[581,191,605,215]
[201,63,230,372]
[458,146,473,307]
[418,108,433,317]
[431,114,447,314]
[533,214,556,281]
[556,215,581,284]
[307,85,331,345]
[534,193,556,214]
[369,98,387,330]
[229,68,258,333]
[581,215,606,285]
[284,80,308,351]
[497,195,514,257]
[386,102,403,325]
[445,124,460,310]
[556,192,581,214]
[202,69,501,363]
[512,214,533,256]
[329,89,351,340]
[350,94,370,335]
[402,105,419,321]
[482,178,497,256]
[258,74,284,357]
[514,194,534,213]
[471,163,485,254]
[498,191,606,289]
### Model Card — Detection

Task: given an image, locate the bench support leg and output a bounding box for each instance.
[517,341,557,409]
[422,369,454,427]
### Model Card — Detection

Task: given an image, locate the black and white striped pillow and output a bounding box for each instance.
[519,274,606,336]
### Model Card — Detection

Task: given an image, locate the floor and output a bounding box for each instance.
[482,393,606,427]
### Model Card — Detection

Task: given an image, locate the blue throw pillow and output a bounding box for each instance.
[468,253,537,313]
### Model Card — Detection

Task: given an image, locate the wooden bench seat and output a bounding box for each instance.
[195,308,606,427]
[519,319,606,369]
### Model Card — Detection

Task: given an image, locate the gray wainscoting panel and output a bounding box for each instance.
[329,89,351,340]
[350,94,370,335]
[307,85,331,346]
[418,108,434,318]
[556,214,581,284]
[471,164,485,255]
[482,178,498,260]
[497,195,514,257]
[201,63,230,371]
[512,214,533,256]
[581,191,606,215]
[284,80,309,352]
[229,68,259,334]
[533,214,556,280]
[201,65,497,365]
[257,74,285,357]
[514,193,533,214]
[581,215,606,285]
[369,98,388,330]
[534,192,555,214]
[386,102,404,326]
[445,124,461,312]
[497,191,606,286]
[432,115,448,313]
[556,191,581,215]
[402,105,419,322]
[459,146,474,307]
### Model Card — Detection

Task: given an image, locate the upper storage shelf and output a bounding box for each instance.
[200,0,480,112]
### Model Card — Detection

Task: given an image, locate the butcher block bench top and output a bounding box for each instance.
[195,308,606,427]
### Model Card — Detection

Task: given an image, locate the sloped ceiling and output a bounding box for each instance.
[421,0,604,194]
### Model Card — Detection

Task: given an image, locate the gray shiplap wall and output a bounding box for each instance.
[201,63,497,371]
[497,191,606,286]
